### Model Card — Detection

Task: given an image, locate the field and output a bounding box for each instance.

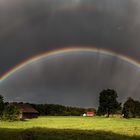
[0,116,140,140]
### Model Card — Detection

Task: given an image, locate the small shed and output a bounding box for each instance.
[12,103,39,119]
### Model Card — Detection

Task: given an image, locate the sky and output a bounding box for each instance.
[0,0,140,107]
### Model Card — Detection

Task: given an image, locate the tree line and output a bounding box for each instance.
[31,104,96,116]
[0,95,96,121]
[0,89,140,121]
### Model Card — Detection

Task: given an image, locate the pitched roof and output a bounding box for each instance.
[11,103,39,113]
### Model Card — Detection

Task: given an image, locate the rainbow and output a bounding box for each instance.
[1,46,140,82]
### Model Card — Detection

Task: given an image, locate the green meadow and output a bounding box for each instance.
[0,116,140,140]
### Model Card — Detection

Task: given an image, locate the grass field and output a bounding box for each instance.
[0,116,140,140]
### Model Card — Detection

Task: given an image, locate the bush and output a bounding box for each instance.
[2,105,19,121]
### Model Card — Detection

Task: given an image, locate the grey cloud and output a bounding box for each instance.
[0,0,140,107]
[0,52,140,107]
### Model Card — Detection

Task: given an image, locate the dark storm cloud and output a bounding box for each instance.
[0,0,140,107]
[0,0,140,75]
[0,52,140,107]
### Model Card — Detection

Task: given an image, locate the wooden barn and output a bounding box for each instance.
[12,103,39,119]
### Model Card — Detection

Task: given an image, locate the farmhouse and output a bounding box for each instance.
[11,102,39,119]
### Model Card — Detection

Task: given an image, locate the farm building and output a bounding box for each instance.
[11,102,39,119]
[83,112,95,117]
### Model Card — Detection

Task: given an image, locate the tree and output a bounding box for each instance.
[134,101,140,117]
[122,97,140,118]
[0,95,4,119]
[3,104,19,121]
[97,89,121,117]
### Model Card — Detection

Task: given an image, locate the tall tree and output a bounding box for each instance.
[0,95,4,118]
[122,97,140,118]
[98,89,121,117]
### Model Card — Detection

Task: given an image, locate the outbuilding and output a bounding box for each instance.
[11,102,39,119]
[86,112,95,117]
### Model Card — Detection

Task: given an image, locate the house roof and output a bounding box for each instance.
[86,112,94,114]
[11,103,39,114]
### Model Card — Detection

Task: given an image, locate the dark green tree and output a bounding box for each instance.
[134,101,140,117]
[3,105,19,121]
[0,95,4,119]
[122,97,140,118]
[98,89,121,117]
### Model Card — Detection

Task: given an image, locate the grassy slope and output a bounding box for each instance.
[0,116,140,140]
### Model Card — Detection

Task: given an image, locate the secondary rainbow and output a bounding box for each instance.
[1,46,140,82]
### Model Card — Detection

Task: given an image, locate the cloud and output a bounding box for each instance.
[0,0,140,107]
[0,51,140,107]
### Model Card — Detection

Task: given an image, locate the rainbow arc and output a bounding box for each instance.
[1,47,140,82]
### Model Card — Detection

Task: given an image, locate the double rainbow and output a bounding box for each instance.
[1,47,140,82]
